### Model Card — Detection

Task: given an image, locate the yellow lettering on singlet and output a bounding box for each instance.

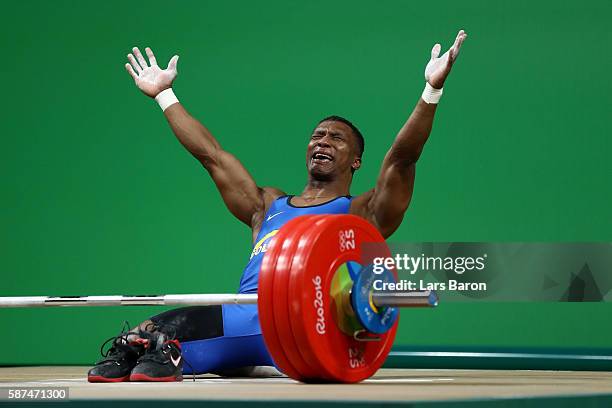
[250,229,279,259]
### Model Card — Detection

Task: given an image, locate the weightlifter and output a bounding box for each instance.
[88,30,468,382]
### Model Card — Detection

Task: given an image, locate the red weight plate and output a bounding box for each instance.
[273,215,327,380]
[287,216,339,379]
[258,216,312,380]
[291,215,396,382]
[289,215,398,383]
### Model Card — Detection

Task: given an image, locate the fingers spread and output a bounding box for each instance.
[127,53,142,73]
[145,47,158,66]
[125,63,138,80]
[167,55,179,71]
[431,43,441,60]
[132,47,149,69]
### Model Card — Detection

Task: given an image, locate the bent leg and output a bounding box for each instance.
[149,304,278,375]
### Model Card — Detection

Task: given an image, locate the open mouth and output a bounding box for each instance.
[311,152,333,164]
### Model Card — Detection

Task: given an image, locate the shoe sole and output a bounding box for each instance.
[88,374,130,383]
[129,373,183,382]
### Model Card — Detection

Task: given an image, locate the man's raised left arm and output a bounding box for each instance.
[351,30,468,238]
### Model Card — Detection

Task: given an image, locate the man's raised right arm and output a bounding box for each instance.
[124,46,282,227]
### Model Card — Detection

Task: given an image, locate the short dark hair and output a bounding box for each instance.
[317,115,364,157]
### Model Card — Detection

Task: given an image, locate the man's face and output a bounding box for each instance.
[306,120,361,180]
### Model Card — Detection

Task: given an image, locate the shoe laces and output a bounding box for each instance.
[98,321,142,364]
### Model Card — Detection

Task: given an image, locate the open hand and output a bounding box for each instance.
[424,30,467,89]
[125,47,179,98]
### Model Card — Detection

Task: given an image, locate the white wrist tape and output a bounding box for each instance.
[421,82,443,104]
[155,88,179,111]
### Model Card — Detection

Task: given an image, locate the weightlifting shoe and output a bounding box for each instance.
[88,326,146,383]
[129,331,184,382]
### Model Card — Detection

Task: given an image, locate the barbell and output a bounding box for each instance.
[0,214,437,383]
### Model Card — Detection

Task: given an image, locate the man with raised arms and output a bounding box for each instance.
[87,30,467,382]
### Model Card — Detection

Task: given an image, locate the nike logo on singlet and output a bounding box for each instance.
[266,211,284,221]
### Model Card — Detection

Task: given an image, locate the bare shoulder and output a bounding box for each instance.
[349,189,375,218]
[350,189,404,238]
[261,186,286,206]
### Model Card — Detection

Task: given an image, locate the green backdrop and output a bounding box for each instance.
[1,0,610,365]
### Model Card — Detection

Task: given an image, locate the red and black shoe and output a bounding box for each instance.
[87,324,146,383]
[129,331,185,382]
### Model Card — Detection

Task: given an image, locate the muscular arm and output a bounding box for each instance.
[353,101,435,237]
[163,104,283,226]
[125,47,283,228]
[351,30,467,237]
